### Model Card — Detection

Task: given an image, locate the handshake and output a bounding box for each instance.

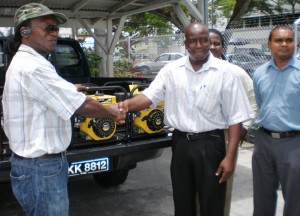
[110,100,129,125]
[75,84,148,126]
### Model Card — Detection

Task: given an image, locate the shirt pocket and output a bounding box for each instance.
[196,85,221,118]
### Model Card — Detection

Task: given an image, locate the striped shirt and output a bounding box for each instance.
[2,44,86,158]
[143,54,254,133]
[225,62,257,129]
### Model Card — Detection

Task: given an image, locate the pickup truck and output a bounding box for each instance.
[0,37,172,186]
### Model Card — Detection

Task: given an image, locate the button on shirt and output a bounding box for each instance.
[2,44,86,158]
[143,54,254,133]
[253,56,300,131]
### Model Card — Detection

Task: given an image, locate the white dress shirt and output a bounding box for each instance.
[143,54,254,133]
[2,44,86,158]
[224,61,257,129]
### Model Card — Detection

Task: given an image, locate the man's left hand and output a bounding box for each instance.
[215,157,234,184]
[241,127,248,140]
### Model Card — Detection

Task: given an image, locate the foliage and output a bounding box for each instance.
[205,0,300,29]
[114,71,138,77]
[113,11,175,62]
[248,0,300,15]
[212,0,237,18]
[77,28,90,36]
[113,59,132,72]
[77,38,85,44]
[285,0,300,13]
[84,50,102,76]
[123,12,174,37]
[248,0,283,15]
[77,38,102,76]
[113,59,137,77]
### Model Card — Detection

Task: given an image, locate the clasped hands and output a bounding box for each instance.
[75,84,130,125]
[110,101,128,125]
[112,101,129,125]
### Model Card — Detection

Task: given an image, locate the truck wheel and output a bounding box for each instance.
[93,169,129,187]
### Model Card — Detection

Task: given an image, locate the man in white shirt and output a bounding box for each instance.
[2,3,125,215]
[119,22,254,216]
[208,28,257,216]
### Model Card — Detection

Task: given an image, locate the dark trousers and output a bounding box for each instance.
[253,129,300,216]
[171,130,226,216]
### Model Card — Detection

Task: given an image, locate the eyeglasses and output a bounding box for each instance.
[30,24,59,33]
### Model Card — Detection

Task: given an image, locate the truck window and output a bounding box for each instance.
[47,43,87,80]
[0,41,7,87]
[0,44,4,67]
[49,44,80,67]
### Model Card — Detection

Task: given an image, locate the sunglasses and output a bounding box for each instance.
[30,24,60,33]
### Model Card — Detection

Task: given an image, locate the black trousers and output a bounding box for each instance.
[171,130,226,216]
[253,129,300,216]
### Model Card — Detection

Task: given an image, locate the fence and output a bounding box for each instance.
[114,25,300,143]
[114,34,186,63]
[114,25,300,78]
[221,26,274,78]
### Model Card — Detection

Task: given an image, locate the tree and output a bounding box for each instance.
[113,0,297,62]
[226,0,300,29]
[225,0,253,29]
[212,0,236,18]
[282,0,300,13]
[123,11,174,37]
[247,0,290,15]
[115,11,175,59]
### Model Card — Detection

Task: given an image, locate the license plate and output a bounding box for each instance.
[68,157,109,176]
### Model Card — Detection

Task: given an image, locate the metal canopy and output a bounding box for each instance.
[0,0,180,28]
[0,0,205,76]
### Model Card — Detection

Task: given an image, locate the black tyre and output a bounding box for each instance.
[140,66,151,75]
[93,169,129,187]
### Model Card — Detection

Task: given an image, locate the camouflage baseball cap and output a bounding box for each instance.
[14,3,67,28]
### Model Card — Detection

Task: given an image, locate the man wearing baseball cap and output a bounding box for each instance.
[2,3,126,215]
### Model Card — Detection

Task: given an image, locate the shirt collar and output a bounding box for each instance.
[18,44,45,59]
[268,55,300,70]
[185,52,218,73]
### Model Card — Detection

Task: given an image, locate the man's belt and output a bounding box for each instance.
[261,127,300,138]
[174,129,223,141]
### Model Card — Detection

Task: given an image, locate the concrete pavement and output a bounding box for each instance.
[0,142,285,216]
[231,142,284,216]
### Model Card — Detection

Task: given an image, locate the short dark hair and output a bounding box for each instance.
[268,25,294,41]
